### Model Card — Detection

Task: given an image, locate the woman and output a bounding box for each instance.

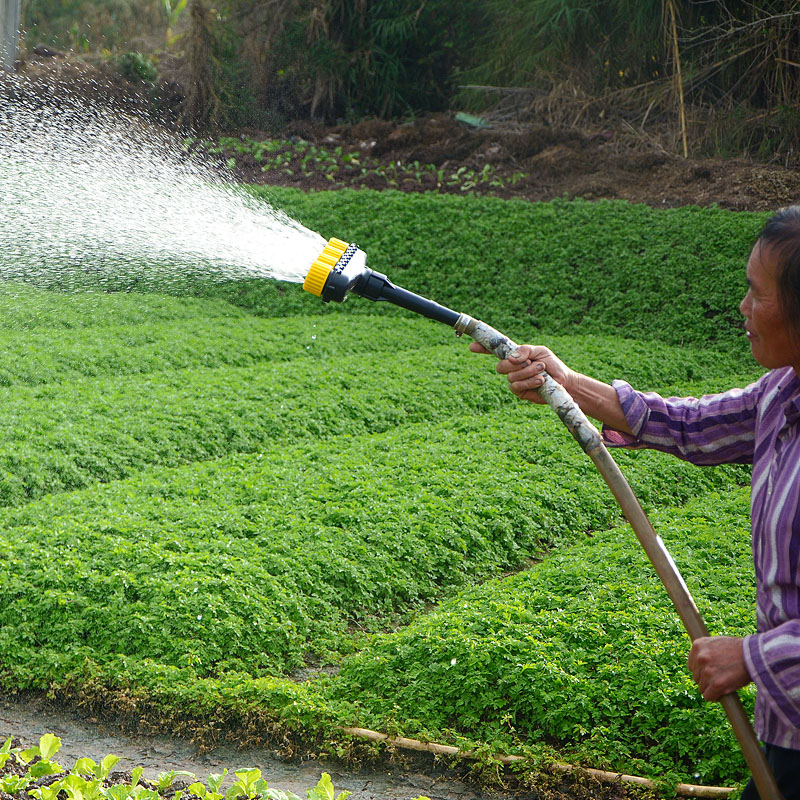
[471,206,800,797]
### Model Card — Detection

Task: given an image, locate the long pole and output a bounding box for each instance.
[0,0,19,70]
[666,0,689,159]
[455,314,783,800]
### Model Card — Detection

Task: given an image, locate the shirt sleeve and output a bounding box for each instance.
[600,378,765,466]
[744,626,800,733]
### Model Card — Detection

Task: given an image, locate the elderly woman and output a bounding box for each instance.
[471,206,800,797]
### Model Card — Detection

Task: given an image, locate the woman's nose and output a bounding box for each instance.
[739,291,751,317]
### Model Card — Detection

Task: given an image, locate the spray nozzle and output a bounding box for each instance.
[303,238,462,326]
[303,238,369,302]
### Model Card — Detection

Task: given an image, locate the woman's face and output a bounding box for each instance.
[740,242,800,373]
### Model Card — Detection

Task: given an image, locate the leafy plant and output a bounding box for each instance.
[0,742,352,800]
[0,196,770,787]
[14,733,64,778]
[154,770,196,793]
[0,738,12,770]
[306,773,349,800]
[73,754,121,781]
[332,488,757,783]
[193,136,528,194]
[116,51,159,84]
[163,0,188,46]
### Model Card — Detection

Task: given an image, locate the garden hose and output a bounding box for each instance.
[302,239,783,800]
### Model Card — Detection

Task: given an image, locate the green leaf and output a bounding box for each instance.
[38,734,61,761]
[233,768,261,795]
[31,785,61,800]
[207,770,227,793]
[264,791,302,800]
[30,759,64,778]
[188,782,208,798]
[98,754,121,781]
[0,736,12,769]
[73,757,98,777]
[106,786,134,800]
[60,774,87,800]
[17,746,40,765]
[1,774,31,794]
[156,770,196,792]
[306,773,336,800]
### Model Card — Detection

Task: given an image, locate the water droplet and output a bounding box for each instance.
[0,89,327,290]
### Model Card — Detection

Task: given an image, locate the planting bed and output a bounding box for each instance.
[0,193,772,795]
[199,114,800,213]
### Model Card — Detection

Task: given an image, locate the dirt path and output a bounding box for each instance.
[0,694,496,800]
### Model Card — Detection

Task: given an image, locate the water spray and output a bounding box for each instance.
[303,238,783,800]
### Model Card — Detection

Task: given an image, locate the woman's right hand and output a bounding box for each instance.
[469,343,574,405]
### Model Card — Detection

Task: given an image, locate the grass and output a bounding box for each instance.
[0,192,770,790]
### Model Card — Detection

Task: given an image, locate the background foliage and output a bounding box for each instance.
[17,0,800,159]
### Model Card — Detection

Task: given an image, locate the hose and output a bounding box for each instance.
[458,315,781,800]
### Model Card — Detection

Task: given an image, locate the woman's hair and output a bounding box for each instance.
[756,206,800,338]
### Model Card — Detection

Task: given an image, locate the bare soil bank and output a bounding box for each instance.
[240,114,800,213]
[12,49,800,213]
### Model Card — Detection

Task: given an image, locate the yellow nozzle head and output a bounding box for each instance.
[303,237,351,297]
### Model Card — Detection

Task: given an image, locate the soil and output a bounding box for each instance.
[232,114,800,213]
[0,694,634,800]
[1,694,490,800]
[10,49,800,212]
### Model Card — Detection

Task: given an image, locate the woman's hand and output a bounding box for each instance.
[688,636,751,701]
[469,343,574,404]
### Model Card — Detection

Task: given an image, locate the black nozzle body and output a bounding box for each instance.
[317,245,460,327]
[354,269,461,327]
[344,267,461,328]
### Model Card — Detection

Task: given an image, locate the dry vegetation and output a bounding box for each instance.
[11,0,800,168]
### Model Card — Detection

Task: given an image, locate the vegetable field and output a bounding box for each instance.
[0,192,769,789]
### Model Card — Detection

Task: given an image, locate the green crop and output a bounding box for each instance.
[0,735,357,800]
[0,398,749,682]
[331,488,756,784]
[0,196,774,790]
[203,190,766,355]
[189,137,525,194]
[0,300,755,508]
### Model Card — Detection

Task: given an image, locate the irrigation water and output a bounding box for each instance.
[0,82,326,294]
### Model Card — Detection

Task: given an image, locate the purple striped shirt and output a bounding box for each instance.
[602,366,800,748]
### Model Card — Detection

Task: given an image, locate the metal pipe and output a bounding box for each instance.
[0,0,19,71]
